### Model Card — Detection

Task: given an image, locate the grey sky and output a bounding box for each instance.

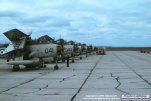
[0,0,151,46]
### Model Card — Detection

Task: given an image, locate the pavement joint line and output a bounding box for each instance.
[0,62,66,95]
[2,92,26,97]
[0,71,51,94]
[0,55,93,95]
[1,52,151,100]
[71,56,103,101]
[113,52,151,87]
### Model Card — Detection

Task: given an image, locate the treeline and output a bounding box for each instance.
[105,47,151,51]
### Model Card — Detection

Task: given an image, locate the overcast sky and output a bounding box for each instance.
[0,0,151,47]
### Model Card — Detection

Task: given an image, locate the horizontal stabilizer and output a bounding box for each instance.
[0,43,15,55]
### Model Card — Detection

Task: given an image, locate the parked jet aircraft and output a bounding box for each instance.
[36,36,75,63]
[56,39,75,62]
[73,43,83,59]
[0,29,59,71]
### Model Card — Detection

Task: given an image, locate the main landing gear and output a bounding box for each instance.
[12,65,20,71]
[54,57,59,70]
[54,65,59,70]
[72,58,75,63]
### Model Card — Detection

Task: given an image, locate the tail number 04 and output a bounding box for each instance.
[45,48,53,53]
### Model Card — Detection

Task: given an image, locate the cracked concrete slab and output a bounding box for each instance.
[0,94,72,101]
[82,78,118,89]
[39,74,88,80]
[0,51,151,101]
[18,79,85,89]
[73,89,122,101]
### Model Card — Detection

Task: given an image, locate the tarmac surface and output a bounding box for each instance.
[0,51,151,101]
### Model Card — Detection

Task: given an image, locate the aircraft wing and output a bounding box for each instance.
[7,60,39,65]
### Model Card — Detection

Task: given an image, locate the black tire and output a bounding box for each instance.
[13,67,16,71]
[54,65,59,70]
[13,65,20,71]
[72,59,75,63]
[44,65,47,68]
[39,60,44,68]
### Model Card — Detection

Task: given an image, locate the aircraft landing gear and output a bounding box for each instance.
[86,52,88,57]
[54,65,59,70]
[80,57,82,60]
[40,63,46,68]
[39,58,46,68]
[13,65,20,71]
[72,59,74,63]
[54,57,59,70]
[43,65,47,68]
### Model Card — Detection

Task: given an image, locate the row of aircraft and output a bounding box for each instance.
[0,29,96,71]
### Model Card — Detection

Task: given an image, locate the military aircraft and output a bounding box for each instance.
[72,43,83,59]
[81,44,88,57]
[87,45,94,54]
[56,39,75,62]
[0,29,59,71]
[35,35,75,63]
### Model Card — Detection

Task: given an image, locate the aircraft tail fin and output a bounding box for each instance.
[3,29,28,49]
[3,29,28,41]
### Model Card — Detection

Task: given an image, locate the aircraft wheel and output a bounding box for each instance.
[39,60,44,68]
[44,65,47,68]
[12,67,16,71]
[80,57,82,60]
[72,59,74,63]
[13,65,20,71]
[54,65,59,70]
